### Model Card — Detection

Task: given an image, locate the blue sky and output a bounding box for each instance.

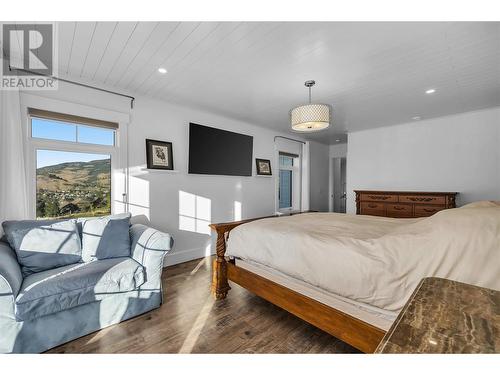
[32,118,114,146]
[37,150,110,169]
[32,118,113,168]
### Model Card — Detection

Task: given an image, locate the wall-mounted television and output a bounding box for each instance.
[188,123,253,176]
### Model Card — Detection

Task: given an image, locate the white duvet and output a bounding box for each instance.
[226,201,500,312]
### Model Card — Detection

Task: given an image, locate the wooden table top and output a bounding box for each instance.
[375,277,500,353]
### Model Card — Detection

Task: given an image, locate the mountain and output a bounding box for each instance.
[37,158,110,191]
[36,158,111,218]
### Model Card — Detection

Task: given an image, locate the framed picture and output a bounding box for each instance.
[146,139,174,170]
[255,158,272,176]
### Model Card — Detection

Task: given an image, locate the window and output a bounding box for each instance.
[278,153,295,209]
[36,150,111,218]
[32,118,77,142]
[279,170,292,208]
[28,109,118,219]
[31,118,115,146]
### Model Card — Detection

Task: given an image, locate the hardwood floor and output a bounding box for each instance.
[48,257,360,353]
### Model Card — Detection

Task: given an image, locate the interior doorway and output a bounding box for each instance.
[331,157,347,213]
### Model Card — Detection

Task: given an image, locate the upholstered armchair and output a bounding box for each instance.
[0,222,173,353]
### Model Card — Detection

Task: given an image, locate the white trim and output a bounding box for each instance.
[163,247,214,267]
[140,168,180,174]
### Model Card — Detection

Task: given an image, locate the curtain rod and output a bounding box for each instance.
[8,65,136,109]
[274,135,306,144]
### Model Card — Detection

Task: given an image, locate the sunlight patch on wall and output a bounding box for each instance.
[234,201,242,221]
[179,191,211,235]
[128,176,150,219]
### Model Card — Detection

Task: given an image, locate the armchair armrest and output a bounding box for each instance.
[0,241,22,317]
[129,224,173,288]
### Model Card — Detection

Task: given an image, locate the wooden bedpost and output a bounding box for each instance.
[209,216,274,300]
[210,226,231,300]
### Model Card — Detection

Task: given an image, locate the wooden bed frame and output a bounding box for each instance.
[209,216,386,353]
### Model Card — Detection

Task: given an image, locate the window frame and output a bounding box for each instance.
[27,114,119,219]
[276,151,301,213]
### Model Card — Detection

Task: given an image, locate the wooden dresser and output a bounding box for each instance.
[355,190,457,218]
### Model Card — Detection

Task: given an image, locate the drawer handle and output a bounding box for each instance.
[368,195,390,200]
[423,208,436,213]
[408,197,433,202]
[368,204,378,208]
[393,206,405,211]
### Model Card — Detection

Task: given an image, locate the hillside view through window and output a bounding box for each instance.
[36,150,111,219]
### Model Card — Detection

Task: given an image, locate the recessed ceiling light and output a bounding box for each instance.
[158,67,167,74]
[425,88,436,94]
[335,139,341,142]
[412,116,421,121]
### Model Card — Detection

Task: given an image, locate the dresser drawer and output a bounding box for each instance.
[386,203,413,218]
[399,195,446,205]
[360,193,398,203]
[414,205,445,217]
[360,202,386,216]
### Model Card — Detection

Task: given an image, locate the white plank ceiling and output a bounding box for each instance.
[5,22,500,144]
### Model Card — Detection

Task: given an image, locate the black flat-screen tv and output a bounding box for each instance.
[188,123,253,176]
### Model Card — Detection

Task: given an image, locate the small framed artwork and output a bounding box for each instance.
[146,139,174,170]
[256,158,272,176]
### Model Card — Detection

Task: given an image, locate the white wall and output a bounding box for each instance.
[330,143,348,159]
[346,107,500,213]
[128,96,309,265]
[20,82,327,265]
[309,141,330,212]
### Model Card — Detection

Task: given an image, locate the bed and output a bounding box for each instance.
[209,201,500,352]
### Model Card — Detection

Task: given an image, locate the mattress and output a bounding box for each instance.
[235,258,396,330]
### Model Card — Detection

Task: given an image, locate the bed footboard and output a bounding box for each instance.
[211,225,231,299]
[210,217,269,299]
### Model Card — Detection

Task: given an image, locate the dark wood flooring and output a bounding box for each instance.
[48,257,359,353]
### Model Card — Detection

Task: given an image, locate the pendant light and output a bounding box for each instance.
[290,80,331,132]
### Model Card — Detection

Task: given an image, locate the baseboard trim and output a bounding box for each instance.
[163,247,213,267]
